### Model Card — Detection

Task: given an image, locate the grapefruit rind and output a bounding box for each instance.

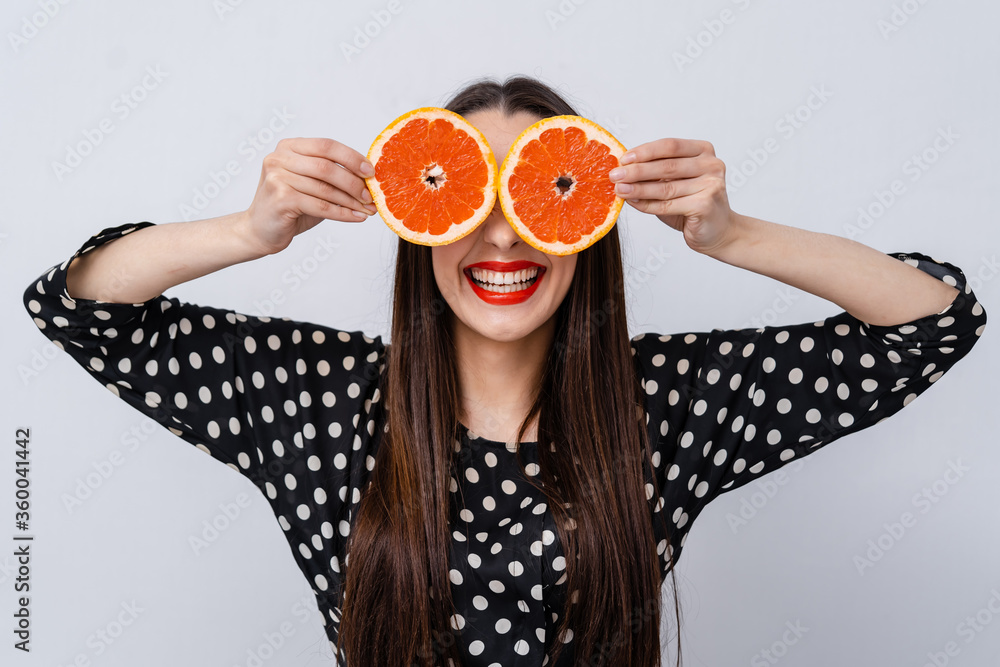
[497,115,626,256]
[366,107,498,246]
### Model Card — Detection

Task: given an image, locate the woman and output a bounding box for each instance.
[23,76,987,666]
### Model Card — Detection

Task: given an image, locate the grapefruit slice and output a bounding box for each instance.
[366,107,498,246]
[498,116,626,256]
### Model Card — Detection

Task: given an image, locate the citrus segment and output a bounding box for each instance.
[367,107,498,246]
[498,116,625,256]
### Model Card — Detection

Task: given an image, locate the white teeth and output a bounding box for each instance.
[468,266,540,293]
[469,267,539,285]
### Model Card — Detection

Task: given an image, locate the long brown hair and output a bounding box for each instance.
[339,75,683,666]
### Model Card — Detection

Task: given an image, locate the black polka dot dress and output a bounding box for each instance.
[23,221,987,666]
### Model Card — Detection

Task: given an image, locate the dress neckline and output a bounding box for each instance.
[457,421,538,448]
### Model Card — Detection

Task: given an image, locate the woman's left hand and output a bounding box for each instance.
[608,138,738,256]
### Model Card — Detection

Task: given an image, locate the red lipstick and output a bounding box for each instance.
[463,261,546,306]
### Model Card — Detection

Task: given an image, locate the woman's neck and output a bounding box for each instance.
[451,313,554,444]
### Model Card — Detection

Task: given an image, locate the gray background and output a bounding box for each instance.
[2,0,999,665]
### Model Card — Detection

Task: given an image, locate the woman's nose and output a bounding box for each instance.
[481,198,522,251]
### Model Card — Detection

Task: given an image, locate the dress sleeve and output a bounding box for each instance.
[22,221,387,554]
[631,251,987,551]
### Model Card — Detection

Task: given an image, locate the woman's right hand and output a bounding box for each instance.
[242,137,378,256]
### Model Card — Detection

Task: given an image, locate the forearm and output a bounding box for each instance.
[705,213,960,326]
[65,210,265,304]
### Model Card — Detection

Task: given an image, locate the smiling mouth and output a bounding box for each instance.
[465,267,543,294]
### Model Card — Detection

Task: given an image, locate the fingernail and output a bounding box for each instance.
[360,161,374,177]
[353,210,367,219]
[609,167,625,181]
[620,152,636,165]
[361,189,373,204]
[616,183,633,195]
[365,204,377,214]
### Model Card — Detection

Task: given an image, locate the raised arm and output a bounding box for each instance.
[613,137,986,570]
[608,137,958,326]
[66,137,377,304]
[65,211,266,304]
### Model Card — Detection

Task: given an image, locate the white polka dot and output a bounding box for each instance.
[860,353,875,368]
[805,409,821,423]
[495,618,511,634]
